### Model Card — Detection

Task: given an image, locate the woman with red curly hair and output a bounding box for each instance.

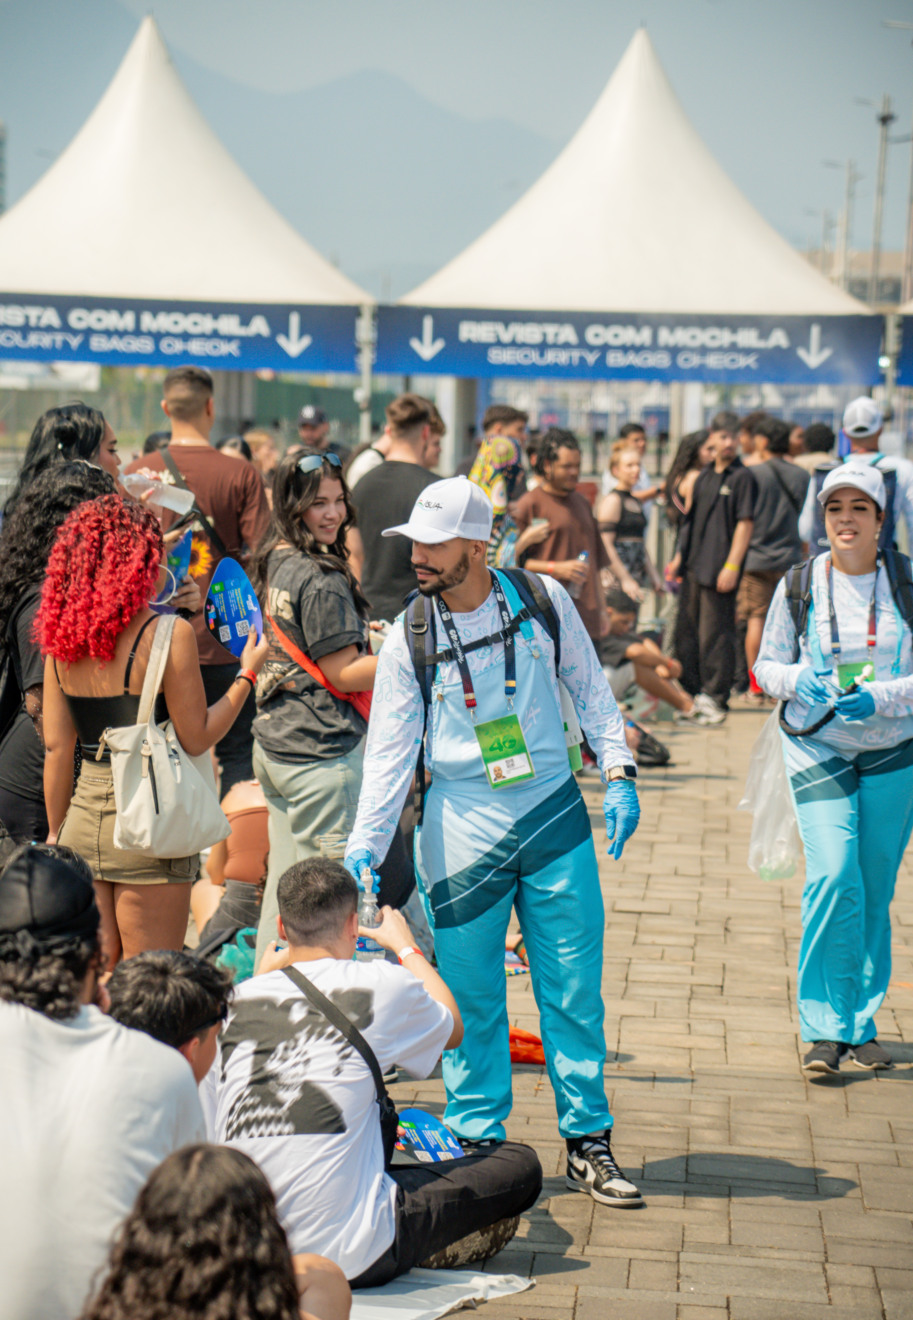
[40,495,269,965]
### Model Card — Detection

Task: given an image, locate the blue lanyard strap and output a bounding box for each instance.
[826,555,878,661]
[436,572,516,711]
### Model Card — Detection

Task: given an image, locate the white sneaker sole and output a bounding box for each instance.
[565,1171,644,1207]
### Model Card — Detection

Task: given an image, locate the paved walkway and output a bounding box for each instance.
[390,707,913,1320]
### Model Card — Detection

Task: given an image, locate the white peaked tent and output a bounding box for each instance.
[402,29,867,316]
[0,16,367,304]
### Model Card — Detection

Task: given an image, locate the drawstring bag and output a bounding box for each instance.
[737,710,801,881]
[99,615,230,857]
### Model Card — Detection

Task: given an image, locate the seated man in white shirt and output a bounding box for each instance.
[202,857,542,1288]
[0,844,205,1320]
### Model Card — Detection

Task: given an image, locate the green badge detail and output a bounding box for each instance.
[474,714,536,789]
[837,662,874,689]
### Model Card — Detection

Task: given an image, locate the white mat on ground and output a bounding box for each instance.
[350,1269,533,1320]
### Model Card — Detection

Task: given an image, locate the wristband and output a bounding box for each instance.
[398,945,424,963]
[235,669,257,688]
[723,561,739,573]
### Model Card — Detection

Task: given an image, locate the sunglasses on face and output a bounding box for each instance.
[297,453,342,475]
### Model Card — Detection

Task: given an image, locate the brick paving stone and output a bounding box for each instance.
[405,714,913,1317]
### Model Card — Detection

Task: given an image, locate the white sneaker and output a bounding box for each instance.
[675,704,710,726]
[693,693,726,725]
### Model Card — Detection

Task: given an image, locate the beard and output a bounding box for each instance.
[415,551,472,596]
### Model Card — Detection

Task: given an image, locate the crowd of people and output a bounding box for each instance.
[1,366,911,1318]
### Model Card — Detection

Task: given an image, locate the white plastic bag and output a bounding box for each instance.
[737,710,802,881]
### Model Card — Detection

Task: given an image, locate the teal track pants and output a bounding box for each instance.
[419,780,613,1142]
[784,733,913,1044]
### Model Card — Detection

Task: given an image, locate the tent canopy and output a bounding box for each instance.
[0,17,367,305]
[402,29,868,317]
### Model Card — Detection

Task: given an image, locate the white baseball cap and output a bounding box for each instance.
[382,476,494,544]
[817,462,886,510]
[842,396,883,438]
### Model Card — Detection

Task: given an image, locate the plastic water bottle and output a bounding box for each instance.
[356,869,384,962]
[567,550,589,601]
[121,472,195,515]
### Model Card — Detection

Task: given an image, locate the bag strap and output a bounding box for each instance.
[767,458,802,516]
[883,548,913,634]
[161,448,228,559]
[281,965,388,1105]
[784,558,813,662]
[265,608,356,708]
[137,614,176,726]
[501,567,562,670]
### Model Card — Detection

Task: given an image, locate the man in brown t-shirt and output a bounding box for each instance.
[124,366,269,790]
[514,430,609,640]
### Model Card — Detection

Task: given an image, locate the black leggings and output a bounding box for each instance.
[349,1142,542,1289]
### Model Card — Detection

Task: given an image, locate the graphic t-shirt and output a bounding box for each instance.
[200,957,452,1281]
[0,1001,204,1320]
[253,550,368,762]
[513,486,609,638]
[0,587,44,803]
[350,462,438,621]
[124,445,269,665]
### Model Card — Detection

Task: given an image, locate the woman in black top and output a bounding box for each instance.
[0,463,116,842]
[596,443,664,603]
[250,451,410,969]
[2,402,122,518]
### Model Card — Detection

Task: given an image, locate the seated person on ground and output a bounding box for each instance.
[202,857,542,1288]
[0,843,205,1320]
[79,1143,351,1320]
[107,949,234,1083]
[601,589,709,724]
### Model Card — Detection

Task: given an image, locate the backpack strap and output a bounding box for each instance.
[784,558,814,662]
[500,568,561,671]
[404,592,436,824]
[161,448,228,559]
[882,549,913,635]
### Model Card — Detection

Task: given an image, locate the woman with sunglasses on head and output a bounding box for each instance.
[39,495,269,967]
[250,450,399,969]
[755,465,913,1076]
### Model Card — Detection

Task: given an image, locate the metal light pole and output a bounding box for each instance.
[885,21,913,301]
[824,159,860,290]
[869,94,897,305]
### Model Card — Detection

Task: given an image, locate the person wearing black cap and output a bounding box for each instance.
[298,404,331,451]
[0,843,205,1320]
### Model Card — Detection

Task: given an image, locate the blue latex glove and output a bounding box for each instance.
[603,780,641,861]
[835,686,876,721]
[344,850,379,893]
[795,667,833,706]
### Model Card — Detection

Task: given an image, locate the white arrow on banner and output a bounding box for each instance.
[796,323,834,370]
[277,312,313,358]
[409,315,445,362]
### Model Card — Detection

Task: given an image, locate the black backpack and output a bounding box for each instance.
[783,548,913,656]
[404,568,561,821]
[807,457,897,557]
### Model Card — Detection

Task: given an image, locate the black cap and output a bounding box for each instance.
[0,844,99,959]
[298,405,328,427]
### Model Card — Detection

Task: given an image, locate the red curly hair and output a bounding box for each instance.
[37,494,164,664]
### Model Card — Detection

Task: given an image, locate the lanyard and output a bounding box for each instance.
[436,572,516,714]
[826,556,878,661]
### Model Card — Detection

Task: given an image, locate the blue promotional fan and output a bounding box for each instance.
[153,528,194,611]
[205,558,263,658]
[395,1108,465,1163]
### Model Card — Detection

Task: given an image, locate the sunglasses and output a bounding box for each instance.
[297,453,342,475]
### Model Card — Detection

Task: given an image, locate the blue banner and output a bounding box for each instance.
[375,307,882,384]
[896,318,913,386]
[0,295,360,372]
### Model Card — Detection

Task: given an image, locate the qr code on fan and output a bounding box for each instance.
[219,626,231,643]
[235,620,251,636]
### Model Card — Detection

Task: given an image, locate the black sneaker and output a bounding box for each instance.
[802,1040,846,1074]
[460,1137,503,1153]
[418,1215,520,1268]
[565,1131,643,1207]
[849,1039,893,1070]
[381,1064,399,1085]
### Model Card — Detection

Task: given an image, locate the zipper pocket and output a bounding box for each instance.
[148,760,160,814]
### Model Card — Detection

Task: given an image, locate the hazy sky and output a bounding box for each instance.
[4,0,913,278]
[115,0,913,251]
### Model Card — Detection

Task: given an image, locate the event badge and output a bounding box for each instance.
[205,558,263,658]
[474,714,535,789]
[395,1109,464,1163]
[837,661,874,690]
